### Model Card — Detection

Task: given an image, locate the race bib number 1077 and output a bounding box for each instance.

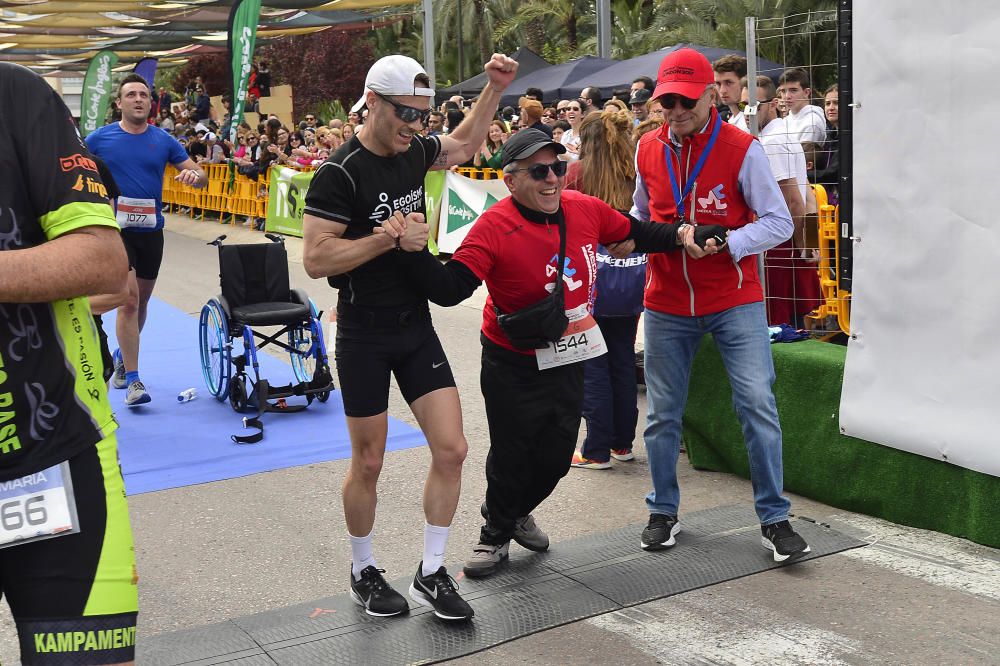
[116,196,157,229]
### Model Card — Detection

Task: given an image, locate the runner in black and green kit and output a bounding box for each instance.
[0,63,137,665]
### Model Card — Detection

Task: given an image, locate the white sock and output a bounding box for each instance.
[422,523,450,576]
[350,529,376,581]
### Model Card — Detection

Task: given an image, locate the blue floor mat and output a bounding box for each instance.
[102,298,426,495]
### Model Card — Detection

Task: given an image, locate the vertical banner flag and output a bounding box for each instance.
[227,0,262,144]
[133,57,158,91]
[80,50,119,137]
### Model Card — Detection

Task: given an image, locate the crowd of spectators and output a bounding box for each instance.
[146,57,838,315]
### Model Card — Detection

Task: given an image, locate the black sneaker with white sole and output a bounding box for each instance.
[641,513,680,551]
[349,565,409,617]
[408,563,474,621]
[761,520,811,563]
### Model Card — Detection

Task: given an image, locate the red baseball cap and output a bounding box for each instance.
[652,48,715,100]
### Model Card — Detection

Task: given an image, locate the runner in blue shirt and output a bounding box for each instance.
[86,73,206,406]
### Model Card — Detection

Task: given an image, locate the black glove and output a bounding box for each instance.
[693,224,728,249]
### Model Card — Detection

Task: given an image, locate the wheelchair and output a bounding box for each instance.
[198,234,334,423]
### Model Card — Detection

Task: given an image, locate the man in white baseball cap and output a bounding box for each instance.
[303,52,517,623]
[350,54,434,115]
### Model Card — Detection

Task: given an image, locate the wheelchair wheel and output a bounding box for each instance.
[199,299,231,400]
[229,375,249,413]
[289,298,321,384]
[315,365,333,403]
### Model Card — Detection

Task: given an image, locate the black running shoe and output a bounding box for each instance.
[761,520,811,563]
[641,513,680,551]
[349,565,409,617]
[408,563,474,621]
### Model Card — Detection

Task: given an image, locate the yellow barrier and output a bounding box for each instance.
[163,162,272,225]
[454,167,504,180]
[807,184,850,335]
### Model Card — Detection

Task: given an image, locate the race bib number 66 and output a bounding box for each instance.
[0,462,80,549]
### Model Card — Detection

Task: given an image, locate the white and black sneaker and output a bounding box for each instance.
[111,349,127,389]
[349,565,409,617]
[762,520,811,563]
[641,513,680,551]
[409,563,474,621]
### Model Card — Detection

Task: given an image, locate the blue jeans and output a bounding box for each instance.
[581,315,640,462]
[643,302,790,525]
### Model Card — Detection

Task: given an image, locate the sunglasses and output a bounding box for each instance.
[738,98,775,111]
[373,90,431,124]
[305,116,315,121]
[510,160,568,181]
[565,105,582,112]
[660,93,701,110]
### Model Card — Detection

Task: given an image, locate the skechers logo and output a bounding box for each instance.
[59,153,98,173]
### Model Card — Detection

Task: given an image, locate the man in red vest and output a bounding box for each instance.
[632,48,812,563]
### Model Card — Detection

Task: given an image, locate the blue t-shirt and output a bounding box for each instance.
[85,122,188,231]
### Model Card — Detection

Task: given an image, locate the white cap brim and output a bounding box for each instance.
[350,90,368,114]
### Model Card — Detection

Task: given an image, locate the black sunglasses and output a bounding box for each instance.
[511,160,568,181]
[660,93,702,110]
[373,90,431,124]
[738,98,775,111]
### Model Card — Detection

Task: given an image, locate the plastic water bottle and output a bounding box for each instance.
[177,388,197,403]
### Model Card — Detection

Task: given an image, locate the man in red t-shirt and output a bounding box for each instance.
[395,128,725,578]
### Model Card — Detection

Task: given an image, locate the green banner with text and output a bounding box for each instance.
[227,0,261,144]
[80,50,118,137]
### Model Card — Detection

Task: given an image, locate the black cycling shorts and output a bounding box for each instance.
[121,229,164,281]
[0,434,138,665]
[335,302,456,418]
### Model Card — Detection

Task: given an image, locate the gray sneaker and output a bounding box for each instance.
[463,541,509,578]
[111,353,127,389]
[125,380,151,407]
[513,514,549,552]
[480,502,549,552]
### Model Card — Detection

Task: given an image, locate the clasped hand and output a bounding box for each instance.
[375,211,428,251]
[680,223,728,259]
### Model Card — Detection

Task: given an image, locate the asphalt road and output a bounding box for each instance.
[1,213,996,665]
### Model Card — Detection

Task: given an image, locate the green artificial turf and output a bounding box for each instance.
[683,338,1000,548]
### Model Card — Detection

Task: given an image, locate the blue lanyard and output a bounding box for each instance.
[663,113,722,220]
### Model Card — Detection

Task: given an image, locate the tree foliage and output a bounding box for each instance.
[406,0,837,87]
[173,53,230,97]
[259,28,374,118]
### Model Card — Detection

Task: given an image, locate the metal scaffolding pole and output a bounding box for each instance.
[597,0,611,58]
[423,0,435,85]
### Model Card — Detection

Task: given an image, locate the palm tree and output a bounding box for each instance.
[493,0,594,60]
[641,0,838,87]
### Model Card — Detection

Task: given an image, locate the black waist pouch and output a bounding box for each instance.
[495,290,568,350]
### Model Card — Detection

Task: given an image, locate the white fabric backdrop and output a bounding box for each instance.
[840,1,1000,477]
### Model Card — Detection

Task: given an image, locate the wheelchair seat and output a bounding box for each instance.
[230,302,310,327]
[219,240,300,319]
